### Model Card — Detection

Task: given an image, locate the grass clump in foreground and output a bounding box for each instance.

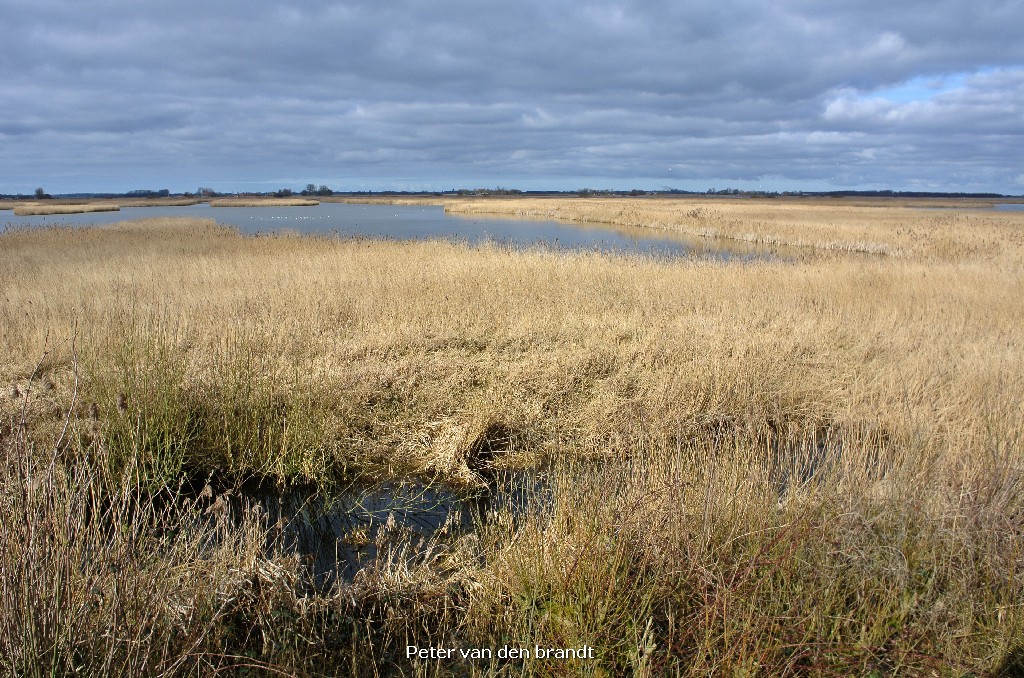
[1,210,1023,675]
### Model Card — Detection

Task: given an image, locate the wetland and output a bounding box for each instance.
[2,197,1023,676]
[3,200,791,259]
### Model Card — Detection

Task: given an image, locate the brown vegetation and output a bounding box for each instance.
[1,203,1022,675]
[441,196,1024,261]
[12,203,121,216]
[210,198,319,207]
[117,197,202,207]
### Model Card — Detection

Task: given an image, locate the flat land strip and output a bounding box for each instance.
[2,199,1022,675]
[209,197,319,207]
[11,203,122,215]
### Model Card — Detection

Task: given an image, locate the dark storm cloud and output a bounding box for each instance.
[1,0,1022,193]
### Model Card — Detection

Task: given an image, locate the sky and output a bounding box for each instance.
[2,0,1023,195]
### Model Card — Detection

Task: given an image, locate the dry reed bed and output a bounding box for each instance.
[2,215,1023,674]
[11,203,121,216]
[117,198,202,207]
[327,196,445,207]
[210,198,319,207]
[4,218,1021,467]
[441,196,1024,263]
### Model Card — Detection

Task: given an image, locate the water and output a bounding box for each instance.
[1,201,785,260]
[197,470,545,586]
[911,203,1024,211]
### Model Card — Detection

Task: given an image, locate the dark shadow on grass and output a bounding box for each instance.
[996,645,1024,678]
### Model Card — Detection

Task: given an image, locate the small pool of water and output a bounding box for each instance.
[194,470,546,586]
[2,202,787,260]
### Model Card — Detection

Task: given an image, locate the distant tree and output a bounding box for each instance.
[301,183,317,196]
[316,184,332,196]
[34,187,51,199]
[274,188,294,198]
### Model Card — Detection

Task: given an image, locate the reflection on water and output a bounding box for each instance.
[2,201,789,260]
[442,210,796,259]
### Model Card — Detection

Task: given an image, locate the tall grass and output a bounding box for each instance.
[12,203,121,215]
[2,208,1023,674]
[0,364,319,675]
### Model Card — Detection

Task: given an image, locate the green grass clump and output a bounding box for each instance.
[82,324,355,488]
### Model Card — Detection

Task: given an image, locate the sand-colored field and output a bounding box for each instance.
[440,196,1024,261]
[2,197,202,212]
[117,197,203,207]
[328,194,1024,262]
[2,202,1023,674]
[11,202,122,215]
[210,197,319,207]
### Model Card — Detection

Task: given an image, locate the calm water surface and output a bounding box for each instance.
[912,203,1024,211]
[2,202,787,260]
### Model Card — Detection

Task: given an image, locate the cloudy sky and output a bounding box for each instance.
[2,0,1023,194]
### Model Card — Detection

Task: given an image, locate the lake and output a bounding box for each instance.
[911,203,1024,212]
[1,202,786,260]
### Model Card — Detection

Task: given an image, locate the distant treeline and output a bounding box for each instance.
[0,189,171,200]
[814,190,1008,199]
[2,188,1019,201]
[273,187,1021,199]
